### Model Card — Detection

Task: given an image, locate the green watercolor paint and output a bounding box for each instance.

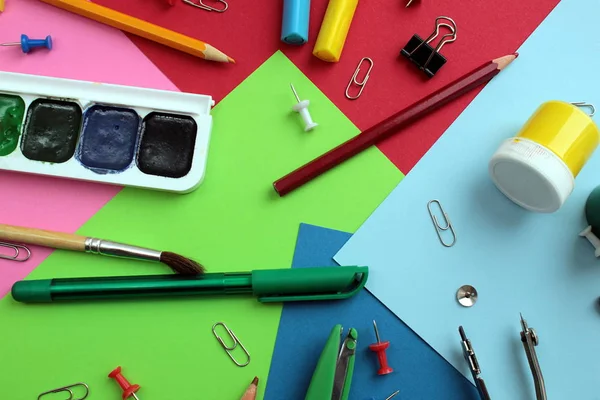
[21,99,82,163]
[0,94,26,156]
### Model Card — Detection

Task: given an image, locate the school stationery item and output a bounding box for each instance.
[274,52,517,196]
[109,367,141,400]
[0,71,213,193]
[313,0,358,62]
[240,377,259,400]
[38,383,89,400]
[580,184,600,256]
[290,84,318,131]
[281,0,311,45]
[383,391,400,400]
[213,322,251,367]
[520,315,546,400]
[368,320,393,375]
[38,0,235,63]
[305,324,357,400]
[1,34,52,53]
[426,199,456,247]
[0,242,31,262]
[345,57,373,100]
[456,285,477,307]
[405,0,416,6]
[0,223,204,275]
[579,226,600,257]
[335,3,597,397]
[0,0,4,12]
[183,0,228,12]
[10,266,369,303]
[489,101,600,213]
[400,16,457,78]
[459,327,490,400]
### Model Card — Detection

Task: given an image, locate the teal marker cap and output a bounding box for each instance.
[252,266,368,302]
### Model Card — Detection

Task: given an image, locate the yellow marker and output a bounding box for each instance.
[313,0,359,62]
[489,100,600,213]
[0,0,5,13]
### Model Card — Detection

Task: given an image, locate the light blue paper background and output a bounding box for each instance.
[335,0,600,399]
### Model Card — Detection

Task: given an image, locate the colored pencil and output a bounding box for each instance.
[0,0,5,13]
[240,377,259,400]
[39,0,235,63]
[273,53,518,196]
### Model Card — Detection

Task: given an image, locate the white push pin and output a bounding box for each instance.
[579,225,600,257]
[290,83,317,132]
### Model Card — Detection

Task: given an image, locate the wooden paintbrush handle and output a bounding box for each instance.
[0,224,87,251]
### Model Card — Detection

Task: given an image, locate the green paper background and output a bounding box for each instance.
[0,52,403,400]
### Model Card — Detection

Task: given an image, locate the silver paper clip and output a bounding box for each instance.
[212,322,250,367]
[182,0,228,12]
[0,241,31,262]
[520,314,547,400]
[38,383,89,400]
[427,199,456,247]
[345,57,373,100]
[459,326,491,400]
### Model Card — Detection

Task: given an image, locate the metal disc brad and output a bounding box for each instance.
[456,285,478,307]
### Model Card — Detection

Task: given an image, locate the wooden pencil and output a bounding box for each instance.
[39,0,235,63]
[273,53,518,196]
[240,377,259,400]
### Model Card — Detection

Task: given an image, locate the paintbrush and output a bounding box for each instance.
[0,224,204,275]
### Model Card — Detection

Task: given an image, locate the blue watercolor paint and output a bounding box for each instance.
[77,105,140,173]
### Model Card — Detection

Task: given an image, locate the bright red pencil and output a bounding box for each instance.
[273,53,518,196]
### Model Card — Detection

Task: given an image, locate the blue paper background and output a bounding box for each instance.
[265,223,478,400]
[335,0,600,398]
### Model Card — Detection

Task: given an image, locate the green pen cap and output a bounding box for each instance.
[252,266,368,302]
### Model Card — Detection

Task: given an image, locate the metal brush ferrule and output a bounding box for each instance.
[84,238,162,262]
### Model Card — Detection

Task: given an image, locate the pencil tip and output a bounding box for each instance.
[514,52,519,58]
[252,376,259,386]
[228,56,236,64]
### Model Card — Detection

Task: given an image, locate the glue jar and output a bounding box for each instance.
[489,100,600,213]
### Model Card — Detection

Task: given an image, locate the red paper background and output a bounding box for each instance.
[96,0,559,173]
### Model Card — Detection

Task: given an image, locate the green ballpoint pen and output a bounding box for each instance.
[11,266,368,304]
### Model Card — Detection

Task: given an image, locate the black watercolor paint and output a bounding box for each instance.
[137,112,197,178]
[21,99,82,163]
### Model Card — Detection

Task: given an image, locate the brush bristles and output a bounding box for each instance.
[159,252,205,275]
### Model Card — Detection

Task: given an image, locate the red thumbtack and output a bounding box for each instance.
[108,366,141,400]
[368,320,393,375]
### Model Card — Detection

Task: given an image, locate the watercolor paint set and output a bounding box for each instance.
[0,71,214,193]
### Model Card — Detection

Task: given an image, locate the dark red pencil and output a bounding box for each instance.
[273,53,518,196]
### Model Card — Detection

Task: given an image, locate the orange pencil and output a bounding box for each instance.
[240,377,259,400]
[39,0,235,63]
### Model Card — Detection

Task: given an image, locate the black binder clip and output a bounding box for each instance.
[400,16,457,78]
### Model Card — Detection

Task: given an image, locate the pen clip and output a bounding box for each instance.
[257,269,369,303]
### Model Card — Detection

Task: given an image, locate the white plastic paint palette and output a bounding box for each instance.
[0,71,214,193]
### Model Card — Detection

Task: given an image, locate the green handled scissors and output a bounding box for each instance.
[305,324,357,400]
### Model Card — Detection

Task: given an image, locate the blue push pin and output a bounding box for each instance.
[1,34,52,53]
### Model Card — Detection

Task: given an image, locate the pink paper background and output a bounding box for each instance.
[0,0,178,296]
